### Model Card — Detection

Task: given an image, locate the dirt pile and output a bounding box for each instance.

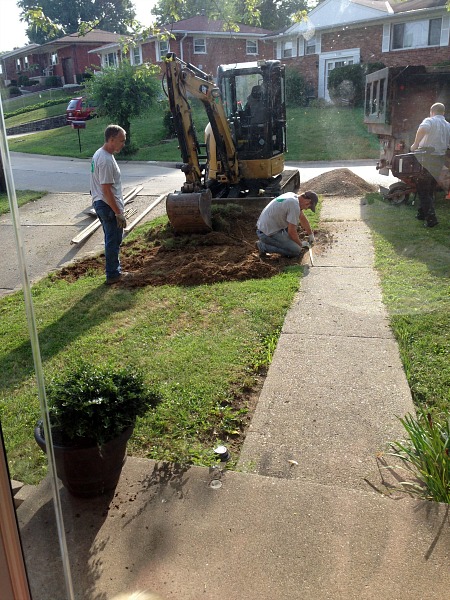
[58,169,367,288]
[60,204,322,287]
[305,168,376,196]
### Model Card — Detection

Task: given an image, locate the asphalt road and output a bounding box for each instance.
[9,152,400,193]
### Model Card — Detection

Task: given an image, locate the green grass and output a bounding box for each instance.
[7,104,379,162]
[365,193,450,418]
[2,88,72,112]
[0,190,45,215]
[0,214,304,484]
[5,102,69,127]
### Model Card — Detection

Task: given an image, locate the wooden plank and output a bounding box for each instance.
[123,193,166,234]
[70,185,143,244]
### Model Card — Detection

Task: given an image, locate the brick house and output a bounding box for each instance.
[0,29,121,87]
[88,16,274,77]
[269,0,450,101]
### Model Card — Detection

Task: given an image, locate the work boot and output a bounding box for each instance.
[424,217,439,228]
[106,272,132,285]
[415,210,425,220]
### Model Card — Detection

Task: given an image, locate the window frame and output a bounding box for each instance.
[193,37,206,54]
[246,39,258,55]
[305,37,316,55]
[156,39,169,62]
[282,41,293,58]
[391,17,442,50]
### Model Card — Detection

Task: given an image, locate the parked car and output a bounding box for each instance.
[66,96,97,123]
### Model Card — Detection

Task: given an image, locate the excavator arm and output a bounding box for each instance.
[164,52,239,191]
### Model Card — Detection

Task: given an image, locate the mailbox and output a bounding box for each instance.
[71,121,86,130]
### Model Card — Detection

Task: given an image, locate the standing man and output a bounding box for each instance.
[256,190,318,257]
[410,102,450,227]
[90,124,128,284]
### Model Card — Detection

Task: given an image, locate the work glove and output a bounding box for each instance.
[301,241,310,249]
[308,233,315,246]
[116,213,127,228]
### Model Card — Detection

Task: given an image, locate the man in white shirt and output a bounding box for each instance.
[410,102,450,227]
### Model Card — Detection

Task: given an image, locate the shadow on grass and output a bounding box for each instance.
[0,282,138,393]
[362,192,450,280]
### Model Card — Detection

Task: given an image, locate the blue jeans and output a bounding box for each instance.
[256,228,302,257]
[93,200,123,279]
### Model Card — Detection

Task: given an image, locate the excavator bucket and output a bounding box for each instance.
[166,189,213,234]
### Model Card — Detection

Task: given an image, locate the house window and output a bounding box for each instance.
[194,38,206,54]
[103,52,117,67]
[305,37,316,55]
[392,18,442,49]
[131,45,142,65]
[246,40,258,55]
[51,52,58,65]
[24,56,29,69]
[157,40,169,62]
[282,41,293,58]
[16,58,21,72]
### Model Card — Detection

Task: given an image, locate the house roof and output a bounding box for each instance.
[40,29,122,51]
[159,15,272,36]
[0,43,41,59]
[275,0,447,38]
[391,0,448,13]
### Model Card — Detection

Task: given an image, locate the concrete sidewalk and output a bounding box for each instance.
[17,195,450,600]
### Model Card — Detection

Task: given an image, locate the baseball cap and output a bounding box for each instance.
[303,191,318,212]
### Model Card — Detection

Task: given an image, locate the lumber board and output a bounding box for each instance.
[70,185,142,244]
[124,193,166,233]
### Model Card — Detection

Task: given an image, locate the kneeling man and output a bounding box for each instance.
[256,190,318,257]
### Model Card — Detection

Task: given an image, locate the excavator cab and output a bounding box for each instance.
[206,61,287,186]
[218,60,286,161]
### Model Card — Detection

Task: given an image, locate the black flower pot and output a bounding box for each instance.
[34,424,133,498]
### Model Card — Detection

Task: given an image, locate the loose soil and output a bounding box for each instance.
[58,169,373,288]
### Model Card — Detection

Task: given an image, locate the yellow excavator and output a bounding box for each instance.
[163,52,300,233]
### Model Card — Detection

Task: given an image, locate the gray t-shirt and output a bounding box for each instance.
[257,192,300,236]
[90,147,124,211]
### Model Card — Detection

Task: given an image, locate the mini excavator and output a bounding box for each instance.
[163,52,300,233]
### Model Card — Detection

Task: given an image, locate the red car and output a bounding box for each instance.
[66,97,97,123]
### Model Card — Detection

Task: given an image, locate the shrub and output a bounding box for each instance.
[18,74,31,86]
[44,361,163,446]
[163,108,176,137]
[328,62,385,107]
[285,67,313,107]
[8,86,22,98]
[45,75,61,87]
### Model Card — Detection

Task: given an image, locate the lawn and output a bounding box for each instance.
[365,192,450,417]
[6,104,380,162]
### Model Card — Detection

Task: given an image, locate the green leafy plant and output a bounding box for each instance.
[389,409,450,503]
[43,362,162,446]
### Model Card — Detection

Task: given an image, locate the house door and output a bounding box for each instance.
[62,57,75,85]
[317,49,360,101]
[324,58,354,101]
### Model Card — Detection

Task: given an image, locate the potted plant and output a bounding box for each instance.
[34,361,162,498]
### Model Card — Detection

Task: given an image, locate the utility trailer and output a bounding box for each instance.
[364,65,450,204]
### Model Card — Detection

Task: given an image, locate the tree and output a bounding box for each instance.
[18,0,136,44]
[85,61,160,154]
[258,0,311,31]
[151,0,261,27]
